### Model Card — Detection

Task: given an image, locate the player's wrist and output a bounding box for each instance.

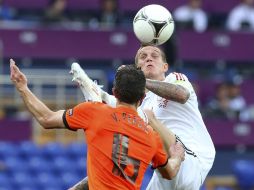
[18,85,29,93]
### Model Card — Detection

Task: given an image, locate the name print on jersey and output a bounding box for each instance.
[111,112,149,133]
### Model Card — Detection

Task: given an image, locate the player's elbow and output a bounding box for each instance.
[167,169,178,180]
[38,116,52,129]
[157,163,178,180]
[169,86,190,104]
[179,90,190,104]
[168,159,181,179]
[161,167,178,180]
[38,114,56,129]
[161,158,182,179]
[161,172,173,180]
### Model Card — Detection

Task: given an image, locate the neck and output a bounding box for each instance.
[116,101,138,111]
[146,74,165,82]
[157,75,166,81]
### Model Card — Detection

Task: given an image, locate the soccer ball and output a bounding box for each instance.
[133,4,174,46]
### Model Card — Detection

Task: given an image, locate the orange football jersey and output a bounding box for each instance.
[63,102,167,190]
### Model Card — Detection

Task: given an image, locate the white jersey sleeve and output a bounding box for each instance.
[101,91,117,107]
[165,72,193,94]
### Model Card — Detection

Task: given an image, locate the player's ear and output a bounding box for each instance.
[139,94,146,106]
[112,87,115,96]
[163,63,169,72]
[112,87,119,99]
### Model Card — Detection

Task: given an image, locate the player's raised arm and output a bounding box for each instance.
[145,79,190,104]
[10,59,65,129]
[70,62,117,106]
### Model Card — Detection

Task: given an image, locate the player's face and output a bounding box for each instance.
[136,46,168,81]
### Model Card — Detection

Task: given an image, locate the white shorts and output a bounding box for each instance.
[146,153,203,190]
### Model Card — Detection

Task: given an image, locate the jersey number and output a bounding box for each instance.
[112,133,140,184]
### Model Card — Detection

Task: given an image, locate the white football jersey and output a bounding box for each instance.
[142,72,215,190]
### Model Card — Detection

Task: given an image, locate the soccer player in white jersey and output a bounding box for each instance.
[135,46,215,190]
[70,45,215,190]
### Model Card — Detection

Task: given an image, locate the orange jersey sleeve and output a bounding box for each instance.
[63,102,98,131]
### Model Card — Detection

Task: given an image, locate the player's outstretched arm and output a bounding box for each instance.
[146,79,190,104]
[101,90,117,107]
[70,62,117,106]
[10,59,65,129]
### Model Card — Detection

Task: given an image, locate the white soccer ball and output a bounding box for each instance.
[133,4,174,46]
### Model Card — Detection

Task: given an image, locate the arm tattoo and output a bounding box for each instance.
[71,177,89,190]
[146,79,190,104]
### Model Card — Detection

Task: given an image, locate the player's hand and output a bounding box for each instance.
[169,142,185,162]
[143,109,156,124]
[10,59,28,92]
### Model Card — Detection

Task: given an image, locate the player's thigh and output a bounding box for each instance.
[146,154,202,190]
[177,153,203,189]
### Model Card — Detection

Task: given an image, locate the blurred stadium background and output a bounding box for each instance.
[0,0,254,190]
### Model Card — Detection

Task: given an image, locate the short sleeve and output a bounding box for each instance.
[151,132,168,169]
[165,72,193,93]
[63,102,96,131]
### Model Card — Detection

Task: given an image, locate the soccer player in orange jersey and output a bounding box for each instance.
[10,59,184,190]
